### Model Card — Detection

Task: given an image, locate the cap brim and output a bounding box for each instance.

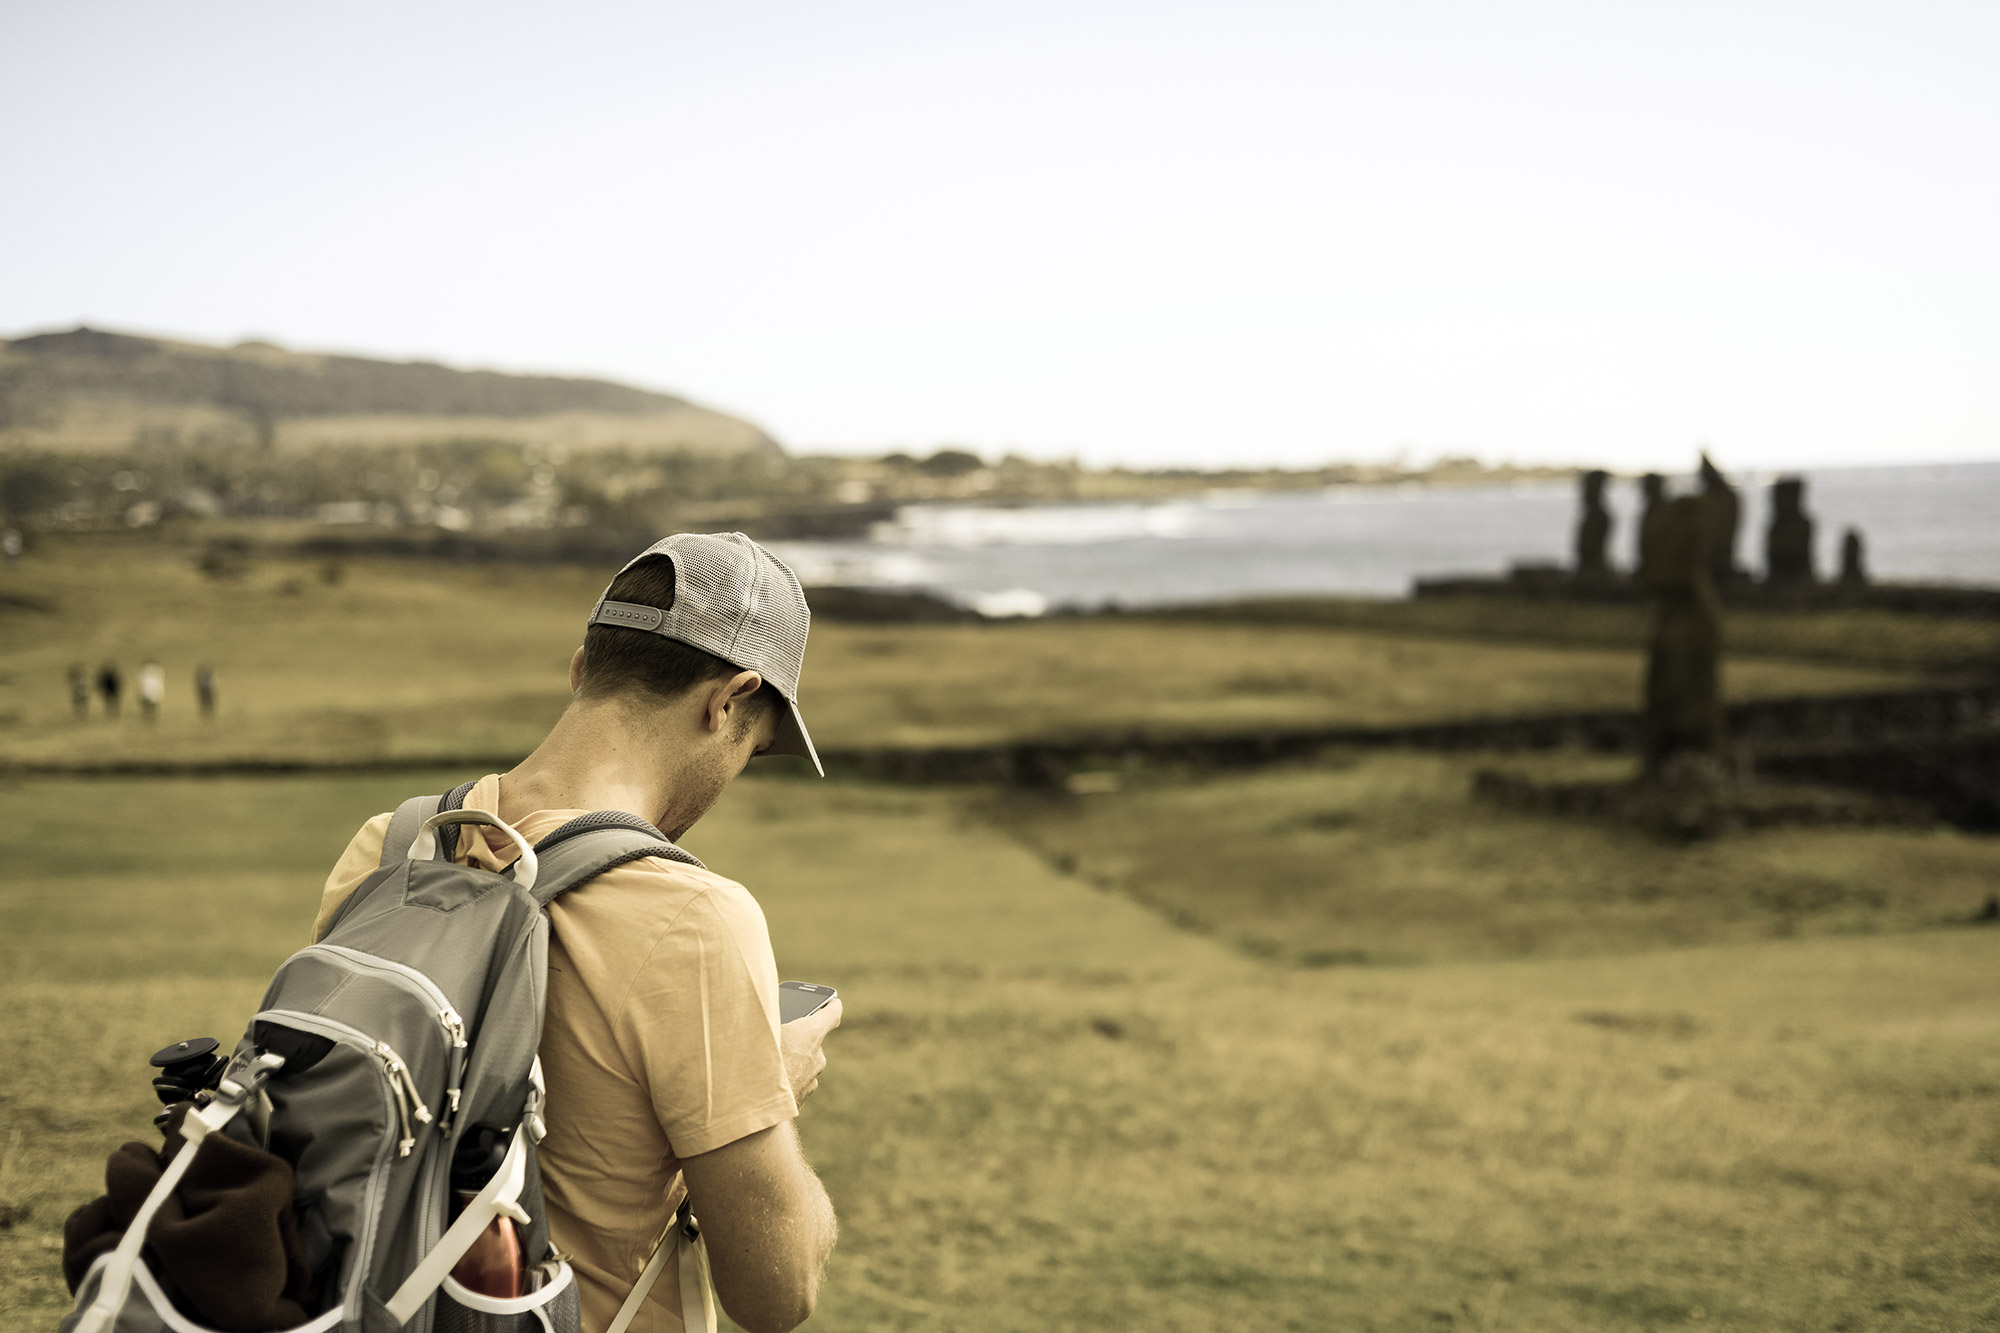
[761,695,824,777]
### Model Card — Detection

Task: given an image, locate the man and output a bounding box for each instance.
[312,533,840,1333]
[96,660,122,717]
[137,660,165,721]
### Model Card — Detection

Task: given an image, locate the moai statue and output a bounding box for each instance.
[1697,453,1741,585]
[1634,473,1666,578]
[1763,477,1816,583]
[1574,469,1612,578]
[1839,527,1868,585]
[1639,495,1723,773]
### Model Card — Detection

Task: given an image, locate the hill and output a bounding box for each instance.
[0,326,780,456]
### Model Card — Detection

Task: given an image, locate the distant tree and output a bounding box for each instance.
[0,462,63,518]
[919,449,984,478]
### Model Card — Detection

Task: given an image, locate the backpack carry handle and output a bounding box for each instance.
[410,809,540,893]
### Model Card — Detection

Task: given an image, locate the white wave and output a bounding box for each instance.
[870,501,1202,548]
[965,587,1049,618]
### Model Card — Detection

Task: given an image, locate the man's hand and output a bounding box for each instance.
[780,996,841,1104]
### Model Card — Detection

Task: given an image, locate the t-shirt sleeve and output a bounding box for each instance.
[313,812,392,943]
[612,885,797,1159]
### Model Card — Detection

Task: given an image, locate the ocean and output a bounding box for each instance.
[770,461,2000,616]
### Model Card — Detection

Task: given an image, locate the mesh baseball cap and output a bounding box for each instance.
[587,532,822,776]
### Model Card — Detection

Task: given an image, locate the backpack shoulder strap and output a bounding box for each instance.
[378,780,478,869]
[527,812,705,908]
[380,795,441,870]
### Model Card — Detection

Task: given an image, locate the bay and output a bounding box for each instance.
[771,460,2000,615]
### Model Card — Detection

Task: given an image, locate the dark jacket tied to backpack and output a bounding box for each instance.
[63,1103,319,1331]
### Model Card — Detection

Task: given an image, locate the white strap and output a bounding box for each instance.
[605,1228,672,1333]
[385,1127,531,1324]
[71,1130,203,1333]
[680,1222,718,1333]
[606,1208,717,1333]
[70,1087,256,1333]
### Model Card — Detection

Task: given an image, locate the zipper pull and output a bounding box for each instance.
[441,1007,467,1122]
[375,1041,431,1151]
[378,1045,414,1156]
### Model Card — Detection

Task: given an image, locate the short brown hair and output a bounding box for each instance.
[578,557,780,726]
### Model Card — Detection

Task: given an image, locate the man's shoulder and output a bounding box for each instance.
[547,853,780,1032]
[550,852,772,957]
[313,810,396,943]
[346,810,394,861]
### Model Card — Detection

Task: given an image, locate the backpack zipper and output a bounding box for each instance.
[251,1009,404,1326]
[375,1040,432,1155]
[302,944,466,1131]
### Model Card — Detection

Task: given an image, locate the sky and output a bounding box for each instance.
[3,1,1996,471]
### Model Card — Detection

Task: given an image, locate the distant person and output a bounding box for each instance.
[194,664,218,717]
[137,660,166,720]
[68,663,91,719]
[310,533,839,1332]
[1,527,20,565]
[95,661,122,718]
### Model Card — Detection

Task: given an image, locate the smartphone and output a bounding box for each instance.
[779,981,838,1024]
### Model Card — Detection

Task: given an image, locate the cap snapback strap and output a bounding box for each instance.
[591,600,666,632]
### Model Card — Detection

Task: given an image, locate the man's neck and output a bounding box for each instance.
[497,698,678,830]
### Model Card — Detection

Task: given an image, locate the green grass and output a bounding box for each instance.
[0,536,1922,767]
[4,541,1995,1329]
[989,751,2000,966]
[5,771,1997,1330]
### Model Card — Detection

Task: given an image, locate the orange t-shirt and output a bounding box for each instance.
[314,774,796,1332]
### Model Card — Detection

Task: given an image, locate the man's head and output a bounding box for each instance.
[574,555,777,726]
[566,532,820,835]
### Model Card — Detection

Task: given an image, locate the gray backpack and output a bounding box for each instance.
[65,783,711,1333]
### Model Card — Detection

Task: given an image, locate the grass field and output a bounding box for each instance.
[4,768,1997,1330]
[0,536,1927,768]
[992,751,2000,967]
[3,540,1996,1329]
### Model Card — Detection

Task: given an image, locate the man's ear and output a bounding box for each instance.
[568,645,588,694]
[703,670,765,735]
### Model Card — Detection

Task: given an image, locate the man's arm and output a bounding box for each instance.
[680,1120,835,1333]
[678,998,841,1333]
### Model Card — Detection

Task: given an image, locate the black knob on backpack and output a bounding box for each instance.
[151,1037,220,1068]
[150,1036,226,1108]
